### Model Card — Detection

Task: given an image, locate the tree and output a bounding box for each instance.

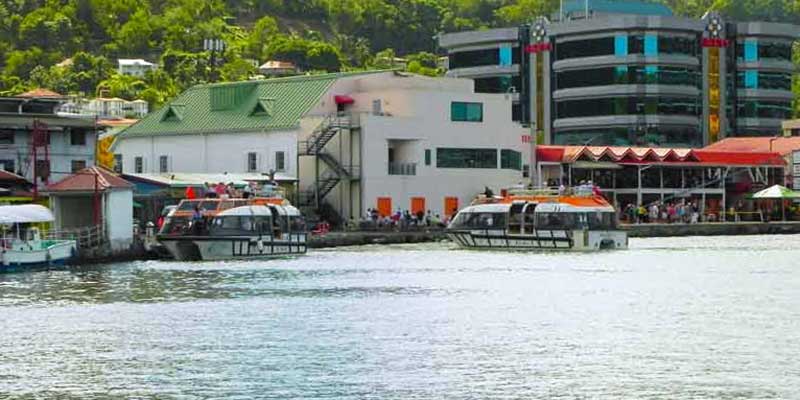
[245,16,279,60]
[96,73,147,99]
[220,57,255,81]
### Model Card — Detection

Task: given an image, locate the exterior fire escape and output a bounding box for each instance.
[298,113,359,223]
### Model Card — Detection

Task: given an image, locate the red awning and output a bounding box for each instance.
[334,95,354,105]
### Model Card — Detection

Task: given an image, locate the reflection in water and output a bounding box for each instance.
[0,235,799,399]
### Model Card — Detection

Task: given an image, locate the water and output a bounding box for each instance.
[1,236,799,399]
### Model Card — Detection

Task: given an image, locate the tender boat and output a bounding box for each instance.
[447,188,627,251]
[0,204,77,272]
[157,198,308,261]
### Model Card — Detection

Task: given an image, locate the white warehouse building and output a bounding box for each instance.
[112,71,529,223]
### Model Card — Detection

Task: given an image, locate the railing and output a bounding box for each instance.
[44,224,108,250]
[388,162,417,176]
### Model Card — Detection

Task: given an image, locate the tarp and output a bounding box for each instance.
[751,185,800,199]
[0,204,54,224]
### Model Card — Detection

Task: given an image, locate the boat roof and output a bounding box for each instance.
[461,195,616,213]
[217,205,301,217]
[0,204,54,224]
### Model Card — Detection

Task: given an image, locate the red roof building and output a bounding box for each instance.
[15,88,65,99]
[703,137,800,157]
[46,166,133,193]
[535,145,785,167]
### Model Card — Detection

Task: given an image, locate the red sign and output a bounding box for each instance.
[524,42,551,54]
[522,135,532,143]
[701,38,729,48]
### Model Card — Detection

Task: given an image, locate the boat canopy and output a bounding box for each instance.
[217,205,302,217]
[0,204,55,224]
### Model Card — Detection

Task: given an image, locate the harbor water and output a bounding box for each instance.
[1,235,799,398]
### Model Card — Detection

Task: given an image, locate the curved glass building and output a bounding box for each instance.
[438,0,799,147]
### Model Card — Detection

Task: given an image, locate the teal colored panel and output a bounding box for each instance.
[499,46,512,66]
[744,40,758,62]
[744,70,758,88]
[644,34,658,56]
[615,35,628,57]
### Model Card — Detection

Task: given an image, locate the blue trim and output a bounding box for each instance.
[0,258,69,274]
[614,35,628,57]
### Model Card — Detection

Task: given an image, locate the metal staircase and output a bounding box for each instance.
[298,113,359,224]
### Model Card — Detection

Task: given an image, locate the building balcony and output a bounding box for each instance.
[388,162,417,176]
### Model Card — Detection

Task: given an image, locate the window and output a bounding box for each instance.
[134,156,143,173]
[372,99,382,115]
[737,101,792,120]
[556,96,700,119]
[553,126,703,148]
[159,155,169,173]
[501,149,522,170]
[275,151,285,171]
[448,48,500,69]
[70,129,86,146]
[0,131,14,144]
[113,154,122,173]
[0,160,14,173]
[71,160,86,173]
[247,152,258,172]
[451,102,483,122]
[736,71,791,90]
[555,66,700,89]
[35,160,50,180]
[436,148,497,169]
[473,75,521,94]
[556,37,616,60]
[424,149,431,166]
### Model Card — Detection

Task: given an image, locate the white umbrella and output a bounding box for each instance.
[751,185,800,221]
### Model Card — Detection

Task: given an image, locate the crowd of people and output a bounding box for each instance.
[185,181,280,200]
[622,201,702,224]
[352,208,451,230]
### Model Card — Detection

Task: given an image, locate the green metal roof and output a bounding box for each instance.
[118,71,386,138]
[564,0,673,17]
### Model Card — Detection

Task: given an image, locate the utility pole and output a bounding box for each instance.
[204,39,226,83]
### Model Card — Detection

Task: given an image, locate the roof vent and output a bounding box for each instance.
[251,97,275,116]
[161,104,184,121]
[210,83,256,111]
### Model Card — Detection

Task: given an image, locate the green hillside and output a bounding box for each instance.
[0,0,798,112]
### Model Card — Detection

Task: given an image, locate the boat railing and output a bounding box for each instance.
[506,186,596,197]
[44,224,107,250]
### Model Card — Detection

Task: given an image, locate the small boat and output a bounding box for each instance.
[447,188,627,251]
[157,198,308,261]
[0,205,77,272]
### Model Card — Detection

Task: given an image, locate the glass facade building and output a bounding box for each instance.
[439,4,799,147]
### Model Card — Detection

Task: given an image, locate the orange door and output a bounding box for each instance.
[377,197,392,217]
[444,197,459,217]
[411,197,426,215]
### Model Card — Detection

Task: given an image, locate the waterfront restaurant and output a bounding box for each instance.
[534,145,786,220]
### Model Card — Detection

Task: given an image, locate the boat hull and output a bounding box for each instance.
[0,240,77,273]
[159,234,308,261]
[447,229,627,251]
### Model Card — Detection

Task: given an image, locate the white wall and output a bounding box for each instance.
[0,128,97,188]
[106,189,133,251]
[114,130,297,177]
[358,89,528,218]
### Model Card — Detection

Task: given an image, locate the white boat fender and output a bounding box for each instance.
[257,240,265,252]
[46,250,52,265]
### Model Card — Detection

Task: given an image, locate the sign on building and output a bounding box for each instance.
[793,150,800,189]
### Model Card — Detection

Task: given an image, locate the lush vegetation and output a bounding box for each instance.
[0,0,798,113]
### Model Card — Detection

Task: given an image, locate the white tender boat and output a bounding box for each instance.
[158,204,308,261]
[447,189,627,251]
[0,205,77,272]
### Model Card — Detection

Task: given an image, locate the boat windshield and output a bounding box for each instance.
[449,212,507,230]
[289,216,306,232]
[536,212,617,230]
[210,216,272,236]
[159,216,191,235]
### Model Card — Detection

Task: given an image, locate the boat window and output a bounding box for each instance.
[211,216,270,235]
[234,200,249,208]
[219,201,235,211]
[159,216,190,235]
[199,201,220,211]
[536,212,578,230]
[586,212,618,230]
[177,200,200,211]
[289,216,306,232]
[449,212,506,229]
